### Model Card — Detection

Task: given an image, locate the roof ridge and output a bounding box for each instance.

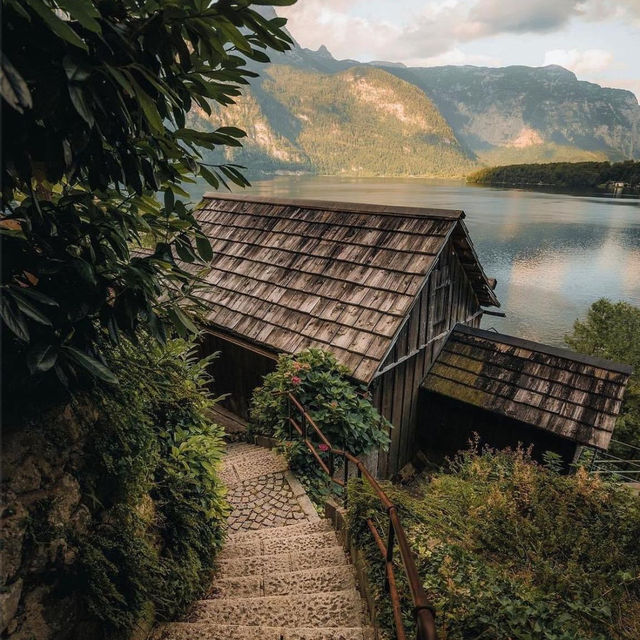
[203,193,465,220]
[454,324,632,375]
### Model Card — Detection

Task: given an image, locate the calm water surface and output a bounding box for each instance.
[223,176,640,346]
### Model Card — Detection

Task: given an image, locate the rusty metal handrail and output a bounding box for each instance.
[286,393,438,640]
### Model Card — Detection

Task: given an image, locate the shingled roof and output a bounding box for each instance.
[196,194,499,383]
[421,324,632,449]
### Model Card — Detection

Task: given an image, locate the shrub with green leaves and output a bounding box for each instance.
[1,0,294,403]
[348,445,640,640]
[249,348,389,505]
[249,348,390,454]
[67,335,228,638]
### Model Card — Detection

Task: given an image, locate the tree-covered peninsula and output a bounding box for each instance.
[467,160,640,193]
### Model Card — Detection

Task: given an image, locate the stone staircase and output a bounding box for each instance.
[150,443,373,640]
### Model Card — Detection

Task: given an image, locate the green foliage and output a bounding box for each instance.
[249,348,389,505]
[249,348,390,453]
[1,0,294,397]
[348,445,640,640]
[467,160,640,193]
[71,335,228,637]
[565,299,640,453]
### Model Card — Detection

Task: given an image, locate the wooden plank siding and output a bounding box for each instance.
[199,331,277,420]
[373,241,484,476]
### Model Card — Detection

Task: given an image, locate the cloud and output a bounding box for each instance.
[276,1,402,60]
[276,1,637,77]
[579,0,640,26]
[543,48,614,74]
[461,0,581,39]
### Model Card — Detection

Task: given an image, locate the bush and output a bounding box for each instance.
[249,348,389,454]
[249,348,389,506]
[348,444,640,640]
[68,335,228,638]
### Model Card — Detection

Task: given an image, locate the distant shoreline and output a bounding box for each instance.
[467,160,640,196]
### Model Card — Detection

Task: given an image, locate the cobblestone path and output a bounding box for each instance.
[221,442,311,531]
[151,442,373,640]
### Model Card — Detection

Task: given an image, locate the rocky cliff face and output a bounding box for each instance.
[1,405,93,639]
[394,64,640,164]
[193,64,475,177]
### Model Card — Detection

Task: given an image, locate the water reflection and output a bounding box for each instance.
[222,176,640,346]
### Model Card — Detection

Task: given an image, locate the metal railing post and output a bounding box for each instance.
[385,516,395,592]
[343,453,349,507]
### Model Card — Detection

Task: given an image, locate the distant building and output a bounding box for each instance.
[195,195,630,477]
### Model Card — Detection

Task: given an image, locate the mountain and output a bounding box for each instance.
[389,64,640,164]
[191,20,640,178]
[192,64,475,177]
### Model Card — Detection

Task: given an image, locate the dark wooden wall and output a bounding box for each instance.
[371,240,483,476]
[418,392,579,467]
[199,332,277,420]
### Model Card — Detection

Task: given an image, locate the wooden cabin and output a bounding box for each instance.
[420,324,632,464]
[194,194,629,477]
[196,194,499,476]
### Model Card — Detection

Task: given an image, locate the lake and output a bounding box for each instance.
[204,175,640,346]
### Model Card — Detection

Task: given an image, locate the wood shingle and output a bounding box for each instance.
[196,195,499,383]
[421,324,632,449]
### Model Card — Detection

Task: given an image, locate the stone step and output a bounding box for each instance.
[187,589,365,628]
[228,519,333,543]
[223,444,277,462]
[151,622,374,640]
[217,545,349,578]
[219,530,339,561]
[209,565,357,599]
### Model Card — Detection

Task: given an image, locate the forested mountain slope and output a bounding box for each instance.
[191,65,475,177]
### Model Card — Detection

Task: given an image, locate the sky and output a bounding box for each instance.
[276,0,640,100]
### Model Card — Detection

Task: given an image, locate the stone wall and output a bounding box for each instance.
[1,403,94,639]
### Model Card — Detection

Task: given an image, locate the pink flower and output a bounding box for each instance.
[318,444,329,452]
[291,376,301,386]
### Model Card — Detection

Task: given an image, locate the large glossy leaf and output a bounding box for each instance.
[0,297,30,342]
[12,293,53,326]
[16,288,59,307]
[68,84,94,127]
[57,0,102,34]
[195,232,213,262]
[27,343,59,373]
[1,54,32,113]
[63,346,118,384]
[23,0,88,50]
[169,306,198,337]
